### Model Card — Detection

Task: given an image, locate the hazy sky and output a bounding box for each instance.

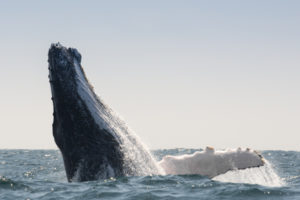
[0,1,299,150]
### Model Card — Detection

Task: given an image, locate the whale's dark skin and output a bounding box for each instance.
[48,43,131,182]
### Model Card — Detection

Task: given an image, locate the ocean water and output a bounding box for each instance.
[0,149,299,200]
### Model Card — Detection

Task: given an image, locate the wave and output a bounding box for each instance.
[0,176,29,190]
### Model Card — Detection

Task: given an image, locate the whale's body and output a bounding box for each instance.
[48,43,160,182]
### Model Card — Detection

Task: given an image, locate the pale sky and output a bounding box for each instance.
[0,1,299,150]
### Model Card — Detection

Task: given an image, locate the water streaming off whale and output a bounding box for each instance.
[48,43,280,186]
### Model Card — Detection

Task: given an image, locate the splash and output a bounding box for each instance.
[212,160,284,187]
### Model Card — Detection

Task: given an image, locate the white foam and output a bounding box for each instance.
[213,160,284,187]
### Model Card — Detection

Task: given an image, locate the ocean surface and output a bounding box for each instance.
[0,149,299,200]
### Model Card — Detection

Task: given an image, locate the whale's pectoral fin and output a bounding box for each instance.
[158,148,265,178]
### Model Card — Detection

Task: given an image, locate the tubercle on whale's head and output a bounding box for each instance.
[48,43,84,100]
[48,43,81,81]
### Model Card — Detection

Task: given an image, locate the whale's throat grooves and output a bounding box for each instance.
[48,43,161,182]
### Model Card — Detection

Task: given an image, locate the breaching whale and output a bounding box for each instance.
[48,43,161,182]
[48,43,265,182]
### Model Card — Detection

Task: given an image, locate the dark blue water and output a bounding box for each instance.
[0,149,299,200]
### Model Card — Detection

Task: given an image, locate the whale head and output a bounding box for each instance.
[48,43,125,181]
[48,43,82,103]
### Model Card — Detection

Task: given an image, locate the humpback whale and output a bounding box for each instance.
[48,43,161,182]
[48,43,265,182]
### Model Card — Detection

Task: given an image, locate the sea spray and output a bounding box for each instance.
[213,160,284,187]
